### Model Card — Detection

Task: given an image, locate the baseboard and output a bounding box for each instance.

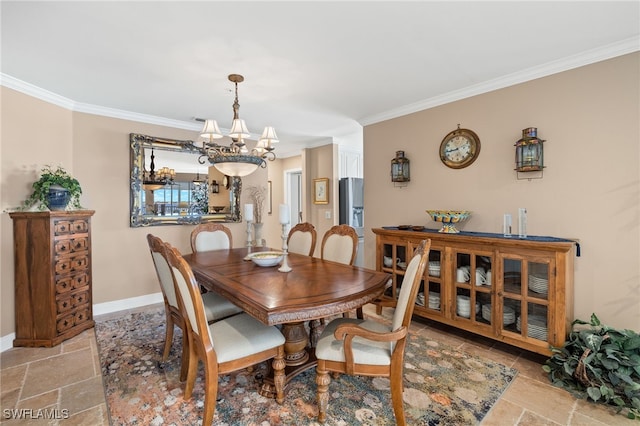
[1,292,163,353]
[93,292,163,316]
[0,333,16,353]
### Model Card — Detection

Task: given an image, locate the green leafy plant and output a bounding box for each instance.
[543,313,640,420]
[22,165,83,210]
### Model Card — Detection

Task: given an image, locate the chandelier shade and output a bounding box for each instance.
[143,147,175,190]
[210,155,264,177]
[198,74,278,177]
[200,119,223,139]
[229,119,251,139]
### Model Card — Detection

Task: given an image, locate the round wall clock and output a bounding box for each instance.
[439,125,481,169]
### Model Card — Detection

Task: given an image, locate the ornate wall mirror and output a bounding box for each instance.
[129,133,242,227]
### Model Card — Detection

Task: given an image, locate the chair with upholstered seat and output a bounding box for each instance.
[320,224,358,265]
[164,243,286,425]
[321,224,361,318]
[287,222,317,256]
[190,223,233,253]
[315,239,431,425]
[146,234,242,379]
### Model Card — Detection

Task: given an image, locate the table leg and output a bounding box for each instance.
[281,322,309,366]
[259,321,317,398]
[309,319,323,348]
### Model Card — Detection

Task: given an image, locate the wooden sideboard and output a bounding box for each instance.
[10,210,95,347]
[373,227,576,355]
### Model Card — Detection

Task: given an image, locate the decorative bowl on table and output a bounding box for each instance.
[426,210,472,233]
[211,206,225,213]
[248,251,284,267]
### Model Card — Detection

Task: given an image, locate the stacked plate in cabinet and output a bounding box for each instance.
[528,274,549,295]
[428,261,441,277]
[417,292,441,310]
[481,304,516,325]
[456,295,480,318]
[516,314,548,340]
[428,292,440,310]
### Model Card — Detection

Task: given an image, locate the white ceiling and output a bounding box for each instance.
[2,1,639,159]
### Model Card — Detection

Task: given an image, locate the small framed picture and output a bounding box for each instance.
[313,178,329,204]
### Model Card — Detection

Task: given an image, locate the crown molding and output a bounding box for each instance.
[1,73,76,110]
[74,102,201,131]
[0,73,201,131]
[3,35,638,135]
[359,36,640,127]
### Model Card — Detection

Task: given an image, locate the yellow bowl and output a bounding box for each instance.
[425,210,471,233]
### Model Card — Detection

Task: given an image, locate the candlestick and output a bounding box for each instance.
[244,218,253,260]
[244,203,254,222]
[279,203,290,225]
[278,223,292,272]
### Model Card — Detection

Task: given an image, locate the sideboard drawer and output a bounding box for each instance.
[54,219,89,235]
[56,288,90,314]
[54,237,88,254]
[54,255,88,275]
[56,313,75,333]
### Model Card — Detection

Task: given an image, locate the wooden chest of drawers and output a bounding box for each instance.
[10,210,95,347]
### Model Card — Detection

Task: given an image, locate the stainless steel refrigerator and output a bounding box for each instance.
[339,177,364,266]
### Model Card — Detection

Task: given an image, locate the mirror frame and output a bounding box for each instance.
[129,133,242,227]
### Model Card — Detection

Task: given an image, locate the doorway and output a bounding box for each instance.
[285,170,302,226]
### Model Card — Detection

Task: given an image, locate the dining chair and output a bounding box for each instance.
[146,234,243,378]
[315,239,431,425]
[287,222,317,256]
[320,224,358,265]
[164,243,286,425]
[320,224,361,318]
[190,223,233,253]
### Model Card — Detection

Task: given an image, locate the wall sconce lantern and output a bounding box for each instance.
[515,127,545,180]
[391,150,410,186]
[211,180,220,194]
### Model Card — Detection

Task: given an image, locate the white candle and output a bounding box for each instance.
[279,204,290,224]
[244,203,253,222]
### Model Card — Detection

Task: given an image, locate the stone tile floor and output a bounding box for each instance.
[0,303,635,425]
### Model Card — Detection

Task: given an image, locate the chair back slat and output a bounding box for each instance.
[165,244,212,344]
[147,234,179,308]
[321,224,358,265]
[391,239,431,332]
[191,223,232,253]
[151,252,179,307]
[287,222,317,256]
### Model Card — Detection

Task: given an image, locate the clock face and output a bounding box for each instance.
[440,128,481,169]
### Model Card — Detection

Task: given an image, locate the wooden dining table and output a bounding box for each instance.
[183,247,390,397]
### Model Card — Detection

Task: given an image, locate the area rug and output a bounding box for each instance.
[95,307,517,425]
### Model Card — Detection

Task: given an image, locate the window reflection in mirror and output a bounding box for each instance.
[129,133,242,227]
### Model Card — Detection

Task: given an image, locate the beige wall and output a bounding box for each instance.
[1,90,270,337]
[2,52,637,340]
[363,52,640,330]
[303,144,340,256]
[2,88,73,336]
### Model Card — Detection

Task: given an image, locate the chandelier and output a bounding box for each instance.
[198,74,279,177]
[143,147,175,190]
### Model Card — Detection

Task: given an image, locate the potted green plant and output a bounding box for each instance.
[543,313,640,420]
[22,165,83,211]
